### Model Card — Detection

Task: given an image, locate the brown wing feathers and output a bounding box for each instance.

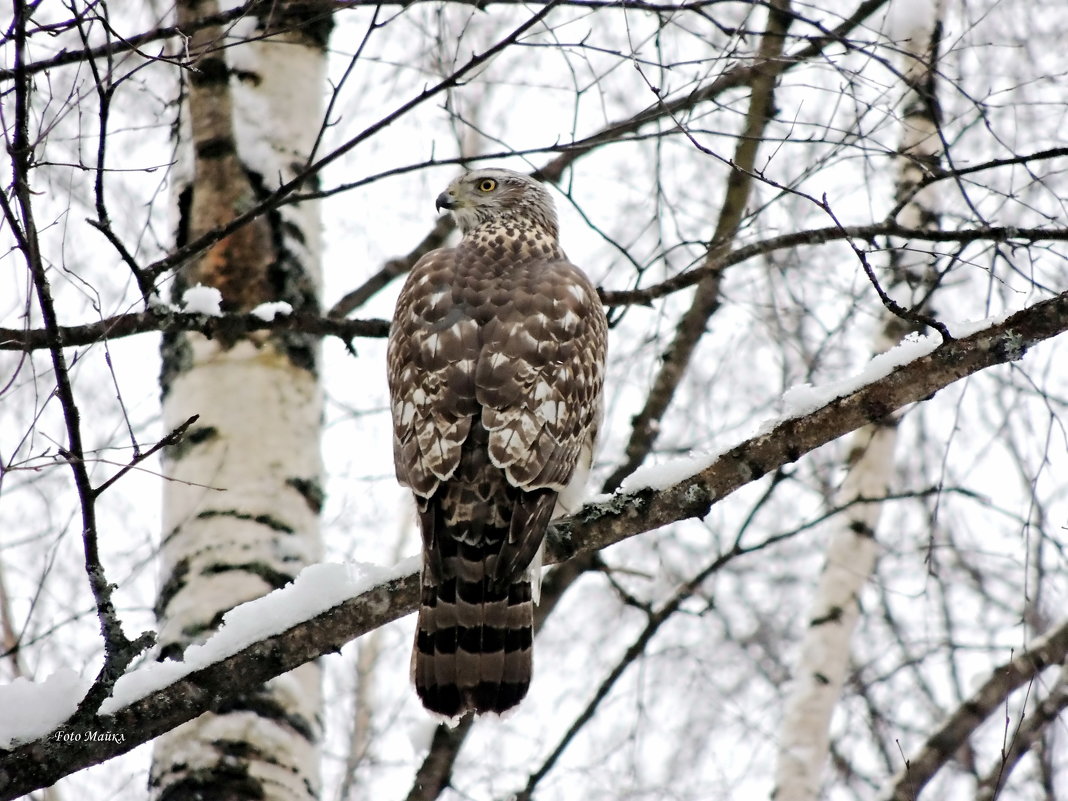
[412,419,540,715]
[388,170,607,716]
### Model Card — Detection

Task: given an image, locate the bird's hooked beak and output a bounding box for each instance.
[435,190,457,212]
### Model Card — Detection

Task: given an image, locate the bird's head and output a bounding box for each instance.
[435,168,558,237]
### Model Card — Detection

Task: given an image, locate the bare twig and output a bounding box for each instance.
[886,146,1068,221]
[92,415,199,497]
[73,6,156,302]
[816,194,952,341]
[0,0,260,81]
[880,620,1068,801]
[603,0,796,492]
[599,221,1068,307]
[2,0,154,724]
[974,665,1068,801]
[307,5,383,170]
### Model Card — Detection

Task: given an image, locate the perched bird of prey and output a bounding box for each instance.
[387,168,608,716]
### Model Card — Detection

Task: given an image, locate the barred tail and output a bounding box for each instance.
[413,560,533,717]
[411,420,554,716]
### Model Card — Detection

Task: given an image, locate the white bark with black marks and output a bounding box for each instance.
[153,4,330,800]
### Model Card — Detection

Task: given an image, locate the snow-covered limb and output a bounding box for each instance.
[0,308,389,351]
[0,563,420,801]
[0,563,392,750]
[0,293,1066,799]
[561,290,1068,557]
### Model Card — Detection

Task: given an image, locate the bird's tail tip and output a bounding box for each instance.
[413,576,533,716]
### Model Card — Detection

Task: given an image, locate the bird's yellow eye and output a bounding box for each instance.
[478,178,497,192]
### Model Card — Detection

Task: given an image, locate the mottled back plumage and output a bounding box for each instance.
[387,169,608,716]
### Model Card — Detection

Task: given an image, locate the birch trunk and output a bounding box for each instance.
[153,2,331,799]
[772,5,945,799]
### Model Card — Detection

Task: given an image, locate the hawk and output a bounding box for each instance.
[387,168,608,716]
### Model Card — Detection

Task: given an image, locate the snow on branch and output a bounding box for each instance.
[0,563,422,800]
[0,292,1066,799]
[0,309,390,352]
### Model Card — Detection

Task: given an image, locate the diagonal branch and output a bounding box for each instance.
[91,415,199,497]
[512,527,782,801]
[0,290,1065,798]
[0,1,258,81]
[328,215,455,319]
[534,0,893,185]
[879,619,1068,801]
[974,664,1068,801]
[404,716,476,801]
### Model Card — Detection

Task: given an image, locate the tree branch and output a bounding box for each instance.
[3,0,154,728]
[327,215,455,319]
[973,664,1068,801]
[1,291,1065,798]
[879,619,1068,801]
[0,309,389,352]
[136,0,565,292]
[602,0,796,492]
[1,217,1064,359]
[599,222,1068,308]
[74,5,156,303]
